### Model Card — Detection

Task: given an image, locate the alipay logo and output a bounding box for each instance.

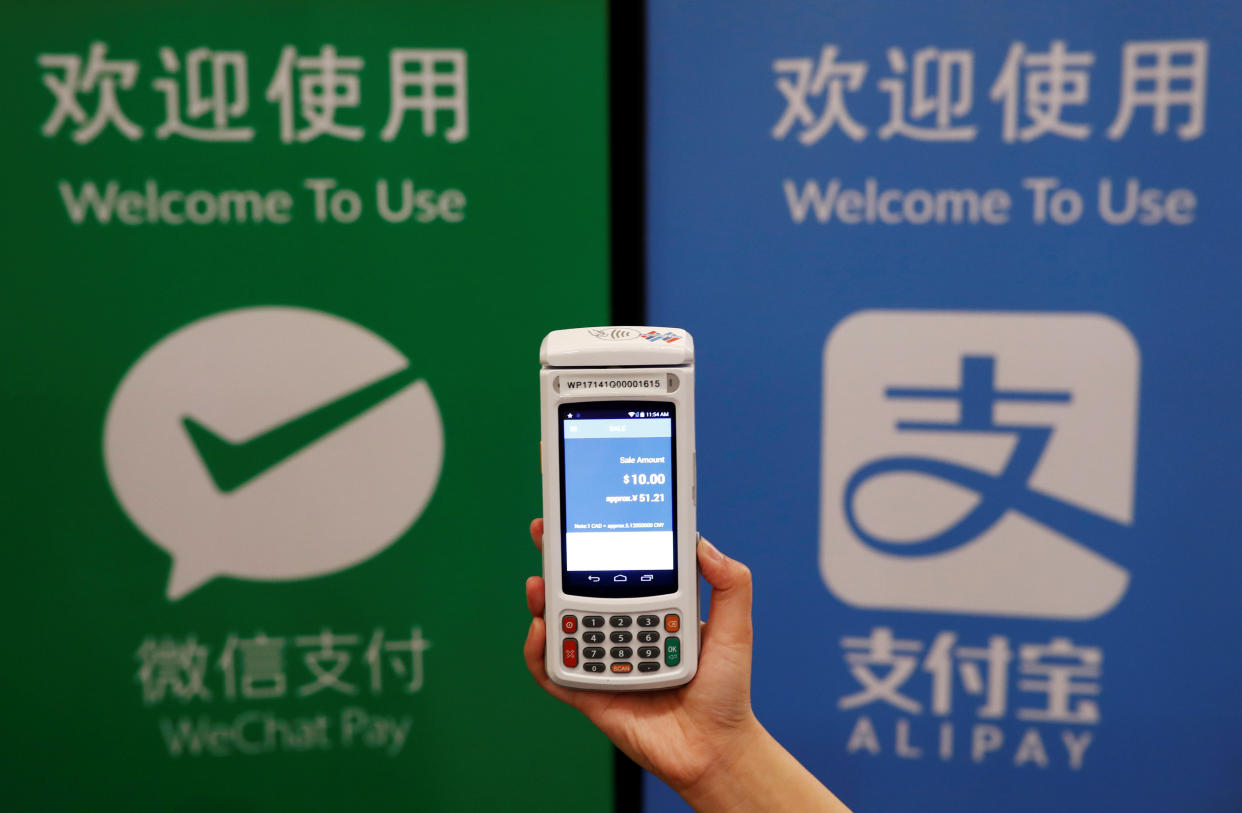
[820,311,1139,620]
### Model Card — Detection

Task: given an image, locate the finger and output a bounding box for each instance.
[698,617,712,649]
[523,616,575,704]
[530,518,544,554]
[525,575,546,618]
[697,537,753,650]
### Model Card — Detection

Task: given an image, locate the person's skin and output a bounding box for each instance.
[523,519,852,812]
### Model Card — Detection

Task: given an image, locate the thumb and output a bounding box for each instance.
[698,537,753,649]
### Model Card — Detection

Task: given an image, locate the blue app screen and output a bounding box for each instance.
[559,401,677,597]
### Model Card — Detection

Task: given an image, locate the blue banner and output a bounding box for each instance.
[646,1,1241,810]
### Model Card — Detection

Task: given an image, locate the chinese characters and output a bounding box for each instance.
[137,626,430,704]
[773,39,1208,144]
[839,627,1099,769]
[39,42,468,145]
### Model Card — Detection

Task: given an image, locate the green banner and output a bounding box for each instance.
[2,1,612,808]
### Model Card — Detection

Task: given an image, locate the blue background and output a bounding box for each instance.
[645,1,1242,810]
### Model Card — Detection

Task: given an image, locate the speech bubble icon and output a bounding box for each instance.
[103,307,444,600]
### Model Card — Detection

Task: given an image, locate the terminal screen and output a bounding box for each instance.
[559,401,677,598]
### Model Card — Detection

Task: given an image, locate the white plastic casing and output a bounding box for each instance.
[540,327,699,690]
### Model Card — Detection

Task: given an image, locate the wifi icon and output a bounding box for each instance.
[628,412,635,417]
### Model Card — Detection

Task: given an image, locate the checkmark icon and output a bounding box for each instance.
[183,364,420,493]
[107,307,444,600]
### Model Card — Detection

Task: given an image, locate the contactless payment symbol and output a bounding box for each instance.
[588,327,642,341]
[821,310,1139,619]
[103,306,444,600]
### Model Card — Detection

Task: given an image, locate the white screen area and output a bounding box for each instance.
[566,531,674,571]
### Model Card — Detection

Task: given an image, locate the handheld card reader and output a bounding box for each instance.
[540,327,699,690]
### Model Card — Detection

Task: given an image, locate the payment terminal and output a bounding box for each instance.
[539,327,700,690]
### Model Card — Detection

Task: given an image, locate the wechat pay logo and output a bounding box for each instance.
[104,307,444,600]
[821,310,1139,620]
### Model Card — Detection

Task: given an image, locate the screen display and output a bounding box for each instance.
[559,401,677,598]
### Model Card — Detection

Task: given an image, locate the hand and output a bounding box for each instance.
[524,518,757,791]
[523,519,851,812]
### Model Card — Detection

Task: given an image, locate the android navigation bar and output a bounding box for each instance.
[582,573,659,584]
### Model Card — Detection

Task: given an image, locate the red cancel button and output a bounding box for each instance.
[562,638,578,668]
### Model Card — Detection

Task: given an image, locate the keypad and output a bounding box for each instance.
[561,612,685,677]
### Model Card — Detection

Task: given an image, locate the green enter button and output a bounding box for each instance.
[665,636,680,667]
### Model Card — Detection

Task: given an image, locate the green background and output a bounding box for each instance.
[1,1,613,808]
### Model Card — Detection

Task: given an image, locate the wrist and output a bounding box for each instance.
[673,715,769,810]
[676,718,850,813]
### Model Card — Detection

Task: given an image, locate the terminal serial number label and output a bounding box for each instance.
[562,375,665,393]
